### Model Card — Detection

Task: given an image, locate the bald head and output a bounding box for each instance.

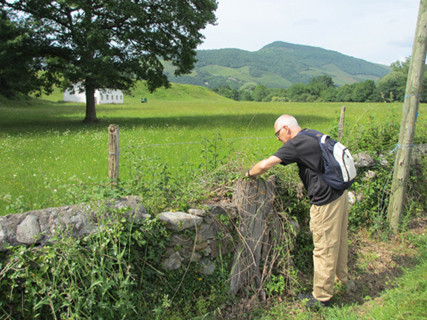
[275,115,300,129]
[274,115,301,143]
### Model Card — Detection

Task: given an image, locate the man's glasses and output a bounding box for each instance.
[275,127,283,138]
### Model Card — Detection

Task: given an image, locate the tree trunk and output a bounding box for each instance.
[229,177,281,296]
[83,84,98,123]
[387,0,427,233]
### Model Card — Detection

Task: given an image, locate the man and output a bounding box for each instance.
[246,114,350,307]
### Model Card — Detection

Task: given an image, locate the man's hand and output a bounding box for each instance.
[246,169,255,179]
[245,156,282,179]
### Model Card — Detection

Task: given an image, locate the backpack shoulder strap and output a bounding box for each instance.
[298,129,324,140]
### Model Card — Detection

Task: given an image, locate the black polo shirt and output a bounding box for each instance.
[273,130,344,205]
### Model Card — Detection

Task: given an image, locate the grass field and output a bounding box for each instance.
[1,82,427,319]
[0,81,424,215]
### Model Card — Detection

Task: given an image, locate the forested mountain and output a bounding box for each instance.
[166,41,391,89]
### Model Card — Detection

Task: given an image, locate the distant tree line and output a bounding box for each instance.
[213,59,427,103]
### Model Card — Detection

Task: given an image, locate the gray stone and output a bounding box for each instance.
[49,212,66,236]
[172,246,192,260]
[379,155,389,166]
[289,219,300,236]
[206,203,238,219]
[199,258,216,275]
[195,240,209,251]
[16,215,42,245]
[354,153,375,168]
[188,209,206,217]
[71,214,84,231]
[163,252,183,271]
[158,211,203,230]
[206,205,226,216]
[365,170,377,179]
[190,252,202,262]
[70,213,93,238]
[0,224,6,248]
[202,215,214,225]
[348,191,357,205]
[202,245,212,256]
[196,224,217,242]
[105,196,148,219]
[210,240,220,258]
[169,234,193,247]
[37,212,50,235]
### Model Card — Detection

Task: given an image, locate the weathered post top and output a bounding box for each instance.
[108,124,120,181]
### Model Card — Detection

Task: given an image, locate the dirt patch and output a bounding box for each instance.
[339,224,422,306]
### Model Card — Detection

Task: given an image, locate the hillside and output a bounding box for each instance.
[167,41,391,89]
[37,82,228,103]
[127,82,228,102]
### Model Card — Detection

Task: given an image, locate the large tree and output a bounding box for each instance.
[1,0,217,122]
[0,10,53,98]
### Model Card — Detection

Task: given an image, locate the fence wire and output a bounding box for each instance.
[122,135,273,149]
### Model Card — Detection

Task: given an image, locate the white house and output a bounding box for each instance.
[63,84,124,104]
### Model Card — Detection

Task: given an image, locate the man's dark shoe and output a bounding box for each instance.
[297,293,331,308]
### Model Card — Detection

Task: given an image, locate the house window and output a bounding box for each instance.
[100,95,103,101]
[106,95,109,100]
[116,95,118,100]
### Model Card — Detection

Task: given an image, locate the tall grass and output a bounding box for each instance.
[1,83,425,215]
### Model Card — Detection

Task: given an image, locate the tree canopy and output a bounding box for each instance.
[0,10,51,98]
[1,0,217,122]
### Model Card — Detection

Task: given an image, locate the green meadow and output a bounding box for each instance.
[2,83,427,319]
[0,82,424,216]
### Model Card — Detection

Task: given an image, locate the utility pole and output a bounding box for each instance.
[388,0,427,233]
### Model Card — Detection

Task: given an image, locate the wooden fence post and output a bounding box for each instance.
[338,105,346,141]
[108,124,120,181]
[229,177,282,297]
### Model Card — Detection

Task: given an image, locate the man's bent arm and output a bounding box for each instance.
[246,156,282,178]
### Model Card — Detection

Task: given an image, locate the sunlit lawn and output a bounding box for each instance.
[0,85,420,215]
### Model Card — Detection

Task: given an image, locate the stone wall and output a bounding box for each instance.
[158,203,238,275]
[0,196,148,249]
[0,195,239,276]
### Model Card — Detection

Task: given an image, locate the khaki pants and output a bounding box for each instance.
[310,190,349,301]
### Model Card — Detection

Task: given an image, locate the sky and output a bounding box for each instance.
[197,0,420,66]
